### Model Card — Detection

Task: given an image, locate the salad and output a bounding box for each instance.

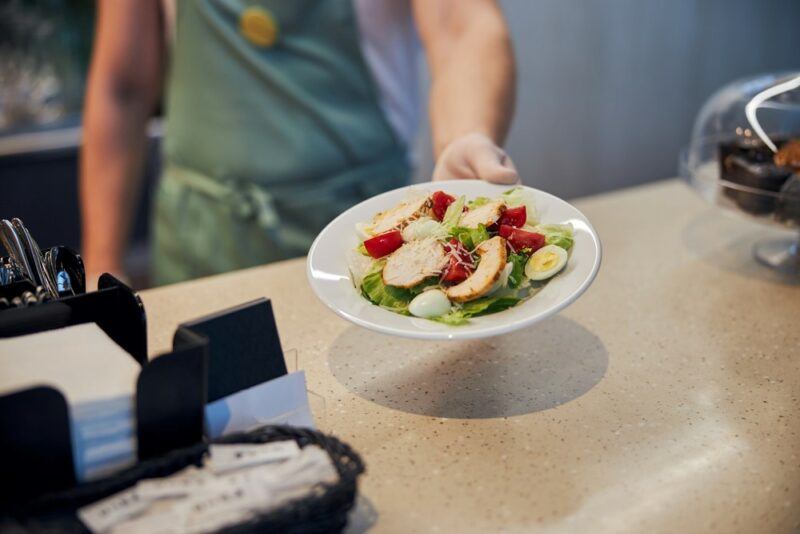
[347,187,575,325]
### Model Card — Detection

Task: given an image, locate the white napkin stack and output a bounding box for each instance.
[0,323,140,481]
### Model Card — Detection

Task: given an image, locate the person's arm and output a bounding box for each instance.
[412,0,518,184]
[80,0,164,287]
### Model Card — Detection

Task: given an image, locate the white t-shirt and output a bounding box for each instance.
[353,0,421,148]
[161,0,421,148]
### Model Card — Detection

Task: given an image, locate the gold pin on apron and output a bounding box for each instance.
[240,7,278,48]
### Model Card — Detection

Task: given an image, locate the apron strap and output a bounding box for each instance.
[166,163,281,229]
[163,154,409,254]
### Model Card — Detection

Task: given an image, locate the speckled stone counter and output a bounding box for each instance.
[141,180,800,533]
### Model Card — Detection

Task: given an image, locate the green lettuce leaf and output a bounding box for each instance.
[450,224,490,250]
[357,242,370,256]
[441,195,466,231]
[531,223,574,250]
[360,269,413,314]
[467,196,491,209]
[506,252,527,288]
[407,277,440,295]
[460,295,521,316]
[433,295,522,325]
[431,311,469,326]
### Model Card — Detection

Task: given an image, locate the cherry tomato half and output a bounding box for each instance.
[498,225,545,253]
[498,205,526,228]
[431,191,456,221]
[363,230,404,258]
[441,239,473,283]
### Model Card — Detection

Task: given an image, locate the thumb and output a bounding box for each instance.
[469,147,520,185]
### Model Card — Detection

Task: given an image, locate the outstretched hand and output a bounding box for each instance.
[432,133,520,185]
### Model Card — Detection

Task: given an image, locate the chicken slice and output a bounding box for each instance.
[382,238,447,288]
[369,194,432,235]
[446,236,508,302]
[459,200,505,229]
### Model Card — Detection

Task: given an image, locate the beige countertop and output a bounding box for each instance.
[141,179,800,533]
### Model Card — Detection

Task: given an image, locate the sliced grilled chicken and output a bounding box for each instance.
[369,194,432,235]
[459,200,505,229]
[446,236,507,302]
[382,238,447,288]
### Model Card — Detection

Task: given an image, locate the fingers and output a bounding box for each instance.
[432,160,468,181]
[468,147,520,185]
[431,134,521,184]
[432,145,473,181]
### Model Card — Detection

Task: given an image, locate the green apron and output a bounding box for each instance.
[153,0,409,285]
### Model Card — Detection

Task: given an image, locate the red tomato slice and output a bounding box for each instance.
[363,230,404,258]
[498,225,545,253]
[441,239,473,283]
[431,191,456,221]
[442,262,470,284]
[498,205,526,228]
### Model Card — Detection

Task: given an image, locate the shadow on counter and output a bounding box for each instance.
[327,316,608,419]
[344,495,378,534]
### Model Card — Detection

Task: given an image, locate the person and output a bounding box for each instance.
[80,0,518,287]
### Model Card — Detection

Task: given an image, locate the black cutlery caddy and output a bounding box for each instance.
[0,275,289,507]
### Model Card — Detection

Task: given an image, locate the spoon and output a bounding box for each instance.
[11,218,59,299]
[0,219,33,283]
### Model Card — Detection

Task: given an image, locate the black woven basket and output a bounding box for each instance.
[1,426,365,534]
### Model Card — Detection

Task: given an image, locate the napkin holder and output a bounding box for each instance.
[174,299,287,404]
[0,276,287,506]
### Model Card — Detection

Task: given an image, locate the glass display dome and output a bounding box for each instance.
[681,72,800,275]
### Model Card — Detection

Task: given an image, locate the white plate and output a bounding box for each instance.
[306,180,602,340]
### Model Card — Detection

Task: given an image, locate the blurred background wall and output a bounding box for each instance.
[1,0,799,287]
[414,0,800,197]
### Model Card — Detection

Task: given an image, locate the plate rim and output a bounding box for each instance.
[306,180,602,340]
